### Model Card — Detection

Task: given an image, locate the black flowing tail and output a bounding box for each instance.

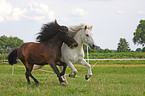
[8,48,19,65]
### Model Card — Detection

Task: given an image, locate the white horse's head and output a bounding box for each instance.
[69,24,96,49]
[81,25,96,49]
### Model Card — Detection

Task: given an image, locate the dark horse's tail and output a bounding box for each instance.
[8,48,19,65]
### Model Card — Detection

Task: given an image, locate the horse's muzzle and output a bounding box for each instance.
[90,44,96,49]
[70,42,78,49]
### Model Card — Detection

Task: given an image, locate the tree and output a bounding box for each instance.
[83,45,103,53]
[117,38,130,52]
[133,20,145,46]
[135,48,142,52]
[0,35,24,54]
[142,47,145,52]
[103,48,112,53]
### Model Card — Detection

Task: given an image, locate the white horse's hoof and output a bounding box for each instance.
[87,79,90,81]
[85,74,92,80]
[60,82,66,86]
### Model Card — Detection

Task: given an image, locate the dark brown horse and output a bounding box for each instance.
[8,20,78,86]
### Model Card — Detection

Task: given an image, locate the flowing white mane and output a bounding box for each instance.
[69,24,85,32]
[69,24,92,37]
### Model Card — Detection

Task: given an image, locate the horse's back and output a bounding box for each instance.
[18,42,59,64]
[18,42,44,63]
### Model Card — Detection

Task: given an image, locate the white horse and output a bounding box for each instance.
[33,24,96,83]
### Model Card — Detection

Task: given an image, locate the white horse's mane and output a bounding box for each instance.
[69,24,85,32]
[69,24,92,36]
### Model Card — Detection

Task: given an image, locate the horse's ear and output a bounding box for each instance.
[55,19,60,26]
[89,26,93,30]
[85,25,87,30]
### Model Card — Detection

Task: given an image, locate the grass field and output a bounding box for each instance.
[0,62,145,96]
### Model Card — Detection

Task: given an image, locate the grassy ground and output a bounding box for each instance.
[0,62,145,96]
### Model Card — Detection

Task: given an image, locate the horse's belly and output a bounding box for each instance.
[67,55,82,64]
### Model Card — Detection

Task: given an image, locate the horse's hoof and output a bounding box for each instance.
[60,82,66,86]
[35,83,40,86]
[85,75,89,80]
[27,82,31,85]
[69,73,75,78]
[69,74,71,77]
[85,74,92,80]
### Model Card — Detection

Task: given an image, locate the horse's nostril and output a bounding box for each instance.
[75,43,78,47]
[90,44,96,49]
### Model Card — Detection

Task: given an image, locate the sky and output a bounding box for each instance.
[0,0,145,50]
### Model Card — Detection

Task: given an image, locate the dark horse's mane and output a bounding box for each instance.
[37,21,59,42]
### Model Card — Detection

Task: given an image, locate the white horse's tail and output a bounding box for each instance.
[33,65,45,71]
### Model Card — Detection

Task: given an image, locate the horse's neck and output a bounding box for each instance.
[45,36,63,48]
[74,31,84,50]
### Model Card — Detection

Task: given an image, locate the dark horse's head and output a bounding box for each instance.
[37,20,78,48]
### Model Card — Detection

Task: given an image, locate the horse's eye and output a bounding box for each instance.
[86,34,89,36]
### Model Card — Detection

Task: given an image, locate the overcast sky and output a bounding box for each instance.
[0,0,145,50]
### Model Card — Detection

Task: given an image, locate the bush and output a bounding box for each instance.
[0,54,8,61]
[85,52,145,59]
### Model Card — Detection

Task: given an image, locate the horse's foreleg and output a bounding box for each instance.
[58,61,68,84]
[59,66,68,84]
[50,63,65,86]
[79,58,92,80]
[57,61,67,76]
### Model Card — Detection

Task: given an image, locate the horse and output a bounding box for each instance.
[33,24,96,83]
[8,20,78,86]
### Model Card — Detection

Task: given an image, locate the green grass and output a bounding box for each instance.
[0,62,145,96]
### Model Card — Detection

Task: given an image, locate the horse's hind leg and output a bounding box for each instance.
[24,61,40,85]
[29,72,40,86]
[25,71,31,84]
[66,61,78,78]
[21,60,31,84]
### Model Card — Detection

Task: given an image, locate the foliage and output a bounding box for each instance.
[133,20,145,46]
[83,45,101,53]
[0,54,8,61]
[142,47,145,52]
[135,47,145,52]
[135,48,142,52]
[117,38,130,52]
[103,48,112,53]
[83,45,115,53]
[0,35,24,54]
[85,52,145,59]
[0,52,145,61]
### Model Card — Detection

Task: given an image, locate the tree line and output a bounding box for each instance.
[85,19,145,53]
[0,19,145,54]
[0,35,23,54]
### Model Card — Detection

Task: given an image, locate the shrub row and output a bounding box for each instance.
[0,54,8,61]
[85,52,145,59]
[0,52,145,61]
